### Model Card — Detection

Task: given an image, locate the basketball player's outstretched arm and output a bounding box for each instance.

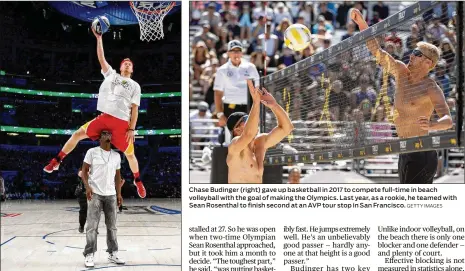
[260,89,294,149]
[92,28,110,74]
[418,80,453,131]
[228,80,261,154]
[350,9,402,76]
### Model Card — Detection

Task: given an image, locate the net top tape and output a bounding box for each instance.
[263,1,439,84]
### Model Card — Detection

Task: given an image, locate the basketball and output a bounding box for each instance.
[284,23,312,51]
[91,16,110,35]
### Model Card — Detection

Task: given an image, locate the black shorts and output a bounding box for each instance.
[398,150,438,184]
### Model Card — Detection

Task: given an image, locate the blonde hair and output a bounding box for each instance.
[417,41,440,68]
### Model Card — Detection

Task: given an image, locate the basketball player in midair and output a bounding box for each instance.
[351,9,452,184]
[44,27,146,198]
[226,80,294,183]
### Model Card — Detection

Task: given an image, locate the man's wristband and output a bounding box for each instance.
[128,128,135,131]
[216,112,224,118]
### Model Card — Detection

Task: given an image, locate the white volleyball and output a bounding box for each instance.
[284,23,312,51]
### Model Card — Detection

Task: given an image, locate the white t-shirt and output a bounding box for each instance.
[97,66,142,121]
[214,60,260,105]
[84,147,121,196]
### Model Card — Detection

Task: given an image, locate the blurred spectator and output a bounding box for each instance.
[192,41,211,82]
[273,2,293,26]
[329,80,351,121]
[431,60,451,97]
[250,48,270,75]
[336,2,352,28]
[372,2,389,20]
[277,45,297,67]
[193,21,219,50]
[318,2,335,23]
[274,18,290,50]
[253,1,274,21]
[440,38,455,72]
[426,14,448,42]
[298,2,315,27]
[351,74,377,108]
[341,22,356,41]
[201,3,221,35]
[385,30,403,56]
[258,23,278,66]
[312,15,335,34]
[190,102,213,150]
[238,3,253,40]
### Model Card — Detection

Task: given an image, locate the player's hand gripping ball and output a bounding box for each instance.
[92,16,110,35]
[284,23,312,51]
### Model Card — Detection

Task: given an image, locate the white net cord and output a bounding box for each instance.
[130,1,175,41]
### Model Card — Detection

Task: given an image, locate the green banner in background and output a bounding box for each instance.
[1,86,181,98]
[2,126,181,136]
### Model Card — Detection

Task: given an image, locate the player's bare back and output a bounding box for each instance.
[392,63,435,138]
[227,135,267,184]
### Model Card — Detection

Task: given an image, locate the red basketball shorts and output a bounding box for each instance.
[81,113,134,154]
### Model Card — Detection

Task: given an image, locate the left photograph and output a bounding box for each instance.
[0,1,181,270]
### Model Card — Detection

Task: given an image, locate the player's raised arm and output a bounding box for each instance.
[260,89,294,149]
[92,27,110,74]
[228,80,261,154]
[350,8,401,76]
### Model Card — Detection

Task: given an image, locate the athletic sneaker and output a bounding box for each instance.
[79,226,84,233]
[134,179,146,198]
[44,158,60,173]
[108,252,125,264]
[85,254,94,267]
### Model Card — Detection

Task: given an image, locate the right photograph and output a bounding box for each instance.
[189,1,464,185]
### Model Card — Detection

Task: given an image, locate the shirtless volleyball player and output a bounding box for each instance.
[44,28,146,198]
[351,9,452,184]
[226,80,294,183]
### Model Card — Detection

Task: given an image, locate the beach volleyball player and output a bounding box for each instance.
[226,80,294,183]
[44,27,146,198]
[351,9,452,184]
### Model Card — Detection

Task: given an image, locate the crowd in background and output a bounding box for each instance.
[0,2,181,84]
[189,1,459,149]
[0,146,181,200]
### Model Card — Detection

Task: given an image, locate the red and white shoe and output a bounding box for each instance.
[44,158,60,173]
[134,179,146,198]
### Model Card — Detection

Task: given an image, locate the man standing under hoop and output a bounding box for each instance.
[351,9,453,184]
[214,40,260,143]
[226,80,294,183]
[44,28,146,198]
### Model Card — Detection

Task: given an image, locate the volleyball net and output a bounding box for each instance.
[261,1,464,166]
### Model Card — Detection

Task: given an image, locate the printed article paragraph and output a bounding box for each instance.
[188,186,458,210]
[188,225,465,271]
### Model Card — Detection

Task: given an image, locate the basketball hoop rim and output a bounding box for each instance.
[129,1,175,15]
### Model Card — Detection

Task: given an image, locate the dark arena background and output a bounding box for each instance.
[189,1,464,184]
[1,2,181,270]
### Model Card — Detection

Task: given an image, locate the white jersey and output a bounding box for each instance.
[214,59,260,105]
[97,66,141,121]
[84,146,121,196]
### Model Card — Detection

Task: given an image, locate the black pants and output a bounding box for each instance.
[78,195,88,227]
[398,150,438,184]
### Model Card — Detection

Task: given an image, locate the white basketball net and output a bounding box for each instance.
[130,1,175,42]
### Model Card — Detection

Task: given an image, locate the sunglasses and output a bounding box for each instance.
[234,115,248,130]
[411,49,431,61]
